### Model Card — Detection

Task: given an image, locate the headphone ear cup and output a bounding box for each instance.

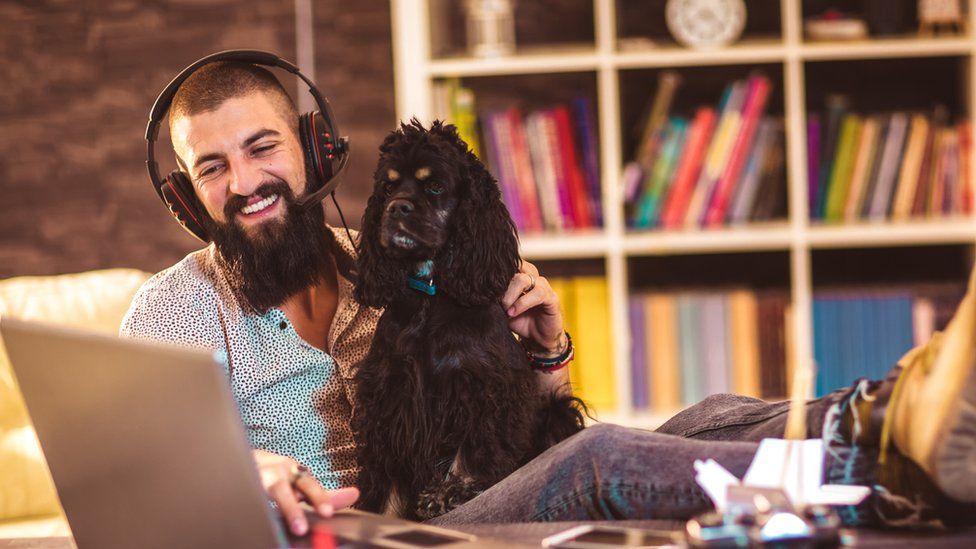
[160,170,210,242]
[299,111,340,193]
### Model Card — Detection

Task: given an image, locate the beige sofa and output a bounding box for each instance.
[0,269,151,538]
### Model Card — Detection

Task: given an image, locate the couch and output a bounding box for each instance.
[0,269,151,538]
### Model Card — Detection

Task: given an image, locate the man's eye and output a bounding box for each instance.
[426,182,444,195]
[254,144,275,155]
[198,165,220,178]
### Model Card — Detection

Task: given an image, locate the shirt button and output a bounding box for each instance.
[279,321,288,330]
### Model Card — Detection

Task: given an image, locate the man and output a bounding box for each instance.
[123,59,976,536]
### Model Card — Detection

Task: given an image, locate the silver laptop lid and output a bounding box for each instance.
[1,318,286,549]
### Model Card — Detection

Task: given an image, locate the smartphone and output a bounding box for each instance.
[542,524,682,548]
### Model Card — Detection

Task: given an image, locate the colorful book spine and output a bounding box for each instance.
[573,97,603,226]
[823,114,863,222]
[506,109,544,231]
[703,75,772,227]
[684,82,746,228]
[660,107,717,229]
[729,118,777,224]
[891,114,930,220]
[868,112,910,220]
[553,106,594,228]
[634,118,688,228]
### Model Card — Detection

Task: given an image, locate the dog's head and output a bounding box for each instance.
[355,119,519,308]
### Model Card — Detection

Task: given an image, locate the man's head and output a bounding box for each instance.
[167,61,331,311]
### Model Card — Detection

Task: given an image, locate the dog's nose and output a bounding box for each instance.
[386,199,414,218]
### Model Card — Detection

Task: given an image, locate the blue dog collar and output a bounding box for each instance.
[408,260,436,296]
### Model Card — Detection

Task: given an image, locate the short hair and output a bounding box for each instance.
[168,61,299,136]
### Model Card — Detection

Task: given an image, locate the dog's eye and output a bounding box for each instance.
[426,182,444,196]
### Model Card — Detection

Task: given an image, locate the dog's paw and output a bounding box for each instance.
[415,475,483,520]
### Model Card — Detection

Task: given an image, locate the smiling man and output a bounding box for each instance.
[122,59,571,536]
[122,57,976,538]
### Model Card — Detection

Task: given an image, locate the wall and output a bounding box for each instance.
[0,0,394,277]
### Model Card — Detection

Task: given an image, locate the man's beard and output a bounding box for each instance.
[201,179,331,312]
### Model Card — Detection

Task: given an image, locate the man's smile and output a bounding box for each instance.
[237,193,282,221]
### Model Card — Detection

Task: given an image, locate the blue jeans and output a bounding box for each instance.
[429,390,871,525]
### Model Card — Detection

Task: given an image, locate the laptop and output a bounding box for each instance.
[1,318,523,549]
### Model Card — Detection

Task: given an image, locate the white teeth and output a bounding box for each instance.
[240,194,278,215]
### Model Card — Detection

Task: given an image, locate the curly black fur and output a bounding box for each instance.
[351,119,586,520]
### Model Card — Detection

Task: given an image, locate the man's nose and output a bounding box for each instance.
[386,198,414,219]
[227,161,263,197]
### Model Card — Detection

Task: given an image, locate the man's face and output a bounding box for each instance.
[170,91,305,235]
[169,90,332,311]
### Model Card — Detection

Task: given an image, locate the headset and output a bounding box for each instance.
[145,50,350,243]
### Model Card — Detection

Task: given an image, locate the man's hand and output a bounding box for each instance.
[253,449,359,536]
[501,260,565,356]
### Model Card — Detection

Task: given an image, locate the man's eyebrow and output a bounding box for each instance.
[243,128,280,147]
[191,129,281,171]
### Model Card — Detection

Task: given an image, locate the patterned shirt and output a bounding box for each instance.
[119,227,380,488]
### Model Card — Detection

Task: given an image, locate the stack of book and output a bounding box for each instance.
[808,97,973,223]
[623,72,787,230]
[812,285,963,396]
[627,289,790,412]
[432,79,603,233]
[549,276,616,412]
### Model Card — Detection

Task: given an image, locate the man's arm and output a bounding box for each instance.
[501,260,573,396]
[119,267,358,535]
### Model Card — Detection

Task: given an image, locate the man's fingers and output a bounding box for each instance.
[329,486,361,510]
[508,288,544,318]
[502,272,535,310]
[269,480,307,536]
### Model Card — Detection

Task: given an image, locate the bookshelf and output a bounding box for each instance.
[391,0,976,429]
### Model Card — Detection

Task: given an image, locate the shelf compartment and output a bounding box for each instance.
[428,0,595,61]
[615,0,783,52]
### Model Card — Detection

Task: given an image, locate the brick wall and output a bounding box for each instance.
[0,0,394,277]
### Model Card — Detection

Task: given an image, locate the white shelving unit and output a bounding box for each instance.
[391,0,976,428]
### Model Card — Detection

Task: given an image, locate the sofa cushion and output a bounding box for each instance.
[0,268,150,522]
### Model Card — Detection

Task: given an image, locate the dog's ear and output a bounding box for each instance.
[354,134,411,309]
[437,125,520,307]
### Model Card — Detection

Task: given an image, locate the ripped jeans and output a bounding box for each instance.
[429,386,902,527]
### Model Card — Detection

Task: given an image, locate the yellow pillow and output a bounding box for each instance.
[0,268,150,521]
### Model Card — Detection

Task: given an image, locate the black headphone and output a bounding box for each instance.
[145,50,350,243]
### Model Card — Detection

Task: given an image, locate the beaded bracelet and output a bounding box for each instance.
[524,331,574,373]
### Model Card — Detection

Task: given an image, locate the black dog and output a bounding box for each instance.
[351,119,586,520]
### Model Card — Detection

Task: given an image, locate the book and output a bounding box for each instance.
[629,297,649,410]
[573,97,603,226]
[867,112,910,220]
[815,95,849,219]
[571,277,615,410]
[891,113,930,220]
[700,293,730,396]
[507,109,544,231]
[525,111,564,231]
[634,118,688,228]
[481,111,524,228]
[843,116,881,222]
[684,81,747,228]
[912,108,947,217]
[728,290,761,398]
[823,114,863,222]
[807,115,821,217]
[553,106,594,228]
[660,107,718,229]
[677,294,704,405]
[703,75,773,227]
[634,71,682,170]
[729,117,777,224]
[646,293,682,412]
[750,126,787,222]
